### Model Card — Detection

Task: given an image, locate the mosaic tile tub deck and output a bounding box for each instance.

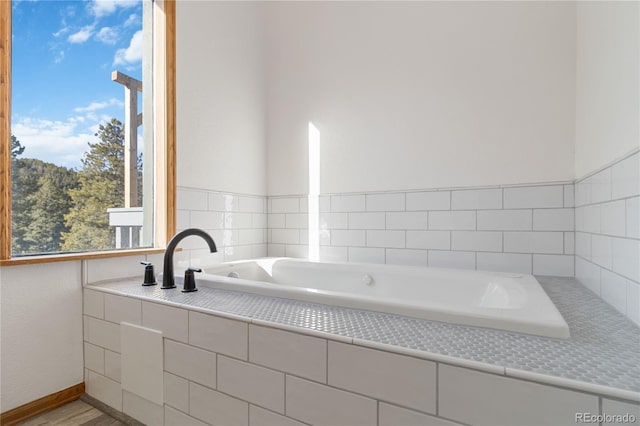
[89,275,640,402]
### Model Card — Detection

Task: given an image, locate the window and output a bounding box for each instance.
[0,0,176,264]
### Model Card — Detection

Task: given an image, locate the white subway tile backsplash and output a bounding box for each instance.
[86,370,122,411]
[218,356,285,414]
[87,317,121,352]
[503,186,563,209]
[477,253,532,274]
[583,204,602,234]
[331,195,365,212]
[84,289,104,319]
[602,399,640,426]
[564,232,575,255]
[612,152,640,199]
[164,405,208,426]
[190,382,249,426]
[590,168,612,203]
[379,403,462,426]
[191,211,224,230]
[85,342,105,374]
[406,191,450,211]
[591,234,613,269]
[503,232,564,254]
[207,193,225,212]
[142,302,188,344]
[271,198,300,214]
[601,200,626,237]
[451,188,502,210]
[285,213,308,229]
[406,231,450,250]
[225,245,253,262]
[612,237,640,282]
[533,209,574,231]
[385,249,428,267]
[178,189,207,211]
[240,196,265,213]
[164,340,216,389]
[319,246,348,262]
[533,255,574,277]
[429,251,476,270]
[252,213,267,229]
[564,184,574,208]
[601,269,628,315]
[332,230,366,247]
[285,376,377,426]
[320,213,348,230]
[189,312,248,360]
[250,405,306,426]
[271,229,300,245]
[249,325,327,383]
[267,244,286,257]
[575,206,585,232]
[349,247,385,264]
[477,210,531,231]
[451,231,502,252]
[575,257,601,295]
[366,230,405,248]
[268,214,285,229]
[239,229,265,245]
[224,212,253,229]
[386,212,428,230]
[439,364,598,426]
[366,193,405,211]
[627,197,640,238]
[328,342,436,413]
[349,212,385,230]
[104,294,141,326]
[429,211,475,230]
[105,350,121,383]
[575,181,591,207]
[575,232,591,260]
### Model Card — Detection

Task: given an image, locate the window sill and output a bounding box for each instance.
[0,248,167,266]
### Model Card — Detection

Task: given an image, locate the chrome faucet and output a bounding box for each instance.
[162,228,217,289]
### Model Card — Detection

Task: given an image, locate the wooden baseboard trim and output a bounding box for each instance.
[0,383,85,426]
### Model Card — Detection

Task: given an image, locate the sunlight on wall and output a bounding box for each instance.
[308,122,320,261]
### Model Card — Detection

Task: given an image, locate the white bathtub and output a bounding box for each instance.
[194,258,570,339]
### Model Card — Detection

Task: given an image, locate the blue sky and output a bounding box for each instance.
[12,0,143,169]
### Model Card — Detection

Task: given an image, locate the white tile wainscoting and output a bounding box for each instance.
[83,287,640,426]
[574,151,640,326]
[267,183,575,277]
[176,187,268,268]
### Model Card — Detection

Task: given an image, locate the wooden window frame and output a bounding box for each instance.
[0,0,176,266]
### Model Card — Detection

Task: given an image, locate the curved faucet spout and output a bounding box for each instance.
[162,228,217,289]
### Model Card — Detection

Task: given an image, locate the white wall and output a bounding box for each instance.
[0,262,84,412]
[265,2,577,196]
[176,1,266,196]
[575,1,640,178]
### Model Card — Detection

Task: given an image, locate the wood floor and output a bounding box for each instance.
[15,400,125,426]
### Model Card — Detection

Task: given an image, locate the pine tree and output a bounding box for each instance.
[62,118,126,251]
[10,136,78,255]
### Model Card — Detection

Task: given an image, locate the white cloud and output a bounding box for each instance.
[53,27,69,38]
[113,30,143,67]
[90,0,138,18]
[124,13,140,28]
[67,25,94,44]
[74,98,123,113]
[53,50,65,64]
[96,26,119,45]
[12,117,96,169]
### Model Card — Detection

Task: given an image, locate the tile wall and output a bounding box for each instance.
[267,184,575,276]
[574,151,640,326]
[82,289,638,426]
[176,187,268,268]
